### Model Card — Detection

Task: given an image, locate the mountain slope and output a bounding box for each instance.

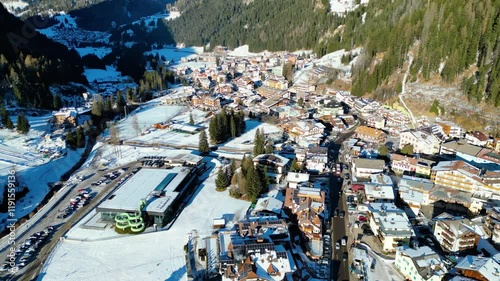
[167,0,500,108]
[0,2,86,108]
[167,0,335,52]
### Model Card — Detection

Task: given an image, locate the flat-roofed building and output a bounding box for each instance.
[97,167,198,227]
[367,203,414,252]
[352,158,385,179]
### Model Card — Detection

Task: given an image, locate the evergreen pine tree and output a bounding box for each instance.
[53,95,62,109]
[198,129,210,154]
[76,126,85,148]
[253,128,265,156]
[230,117,237,138]
[215,167,229,191]
[0,104,13,129]
[189,112,195,125]
[66,131,75,148]
[16,114,30,134]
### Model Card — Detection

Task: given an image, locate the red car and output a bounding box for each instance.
[358,215,367,222]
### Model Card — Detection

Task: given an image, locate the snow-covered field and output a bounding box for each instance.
[84,65,137,94]
[228,45,264,57]
[222,120,281,150]
[293,48,361,84]
[145,46,204,64]
[75,47,112,59]
[0,0,29,14]
[40,158,250,281]
[329,0,369,14]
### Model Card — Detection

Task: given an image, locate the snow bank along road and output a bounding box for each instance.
[0,162,141,280]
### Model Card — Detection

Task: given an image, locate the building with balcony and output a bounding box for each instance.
[395,246,447,281]
[284,186,325,243]
[399,130,441,155]
[431,160,500,196]
[354,126,386,143]
[484,207,500,245]
[433,213,479,253]
[454,255,500,281]
[367,203,414,252]
[398,176,434,216]
[253,154,290,184]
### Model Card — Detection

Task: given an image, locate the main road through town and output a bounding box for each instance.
[0,162,142,281]
[329,129,356,281]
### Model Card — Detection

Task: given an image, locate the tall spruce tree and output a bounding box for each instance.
[215,167,229,191]
[16,114,30,134]
[76,126,85,148]
[198,129,209,154]
[253,128,265,156]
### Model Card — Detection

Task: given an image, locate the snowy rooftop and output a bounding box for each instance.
[97,167,189,213]
[370,173,393,185]
[364,184,395,201]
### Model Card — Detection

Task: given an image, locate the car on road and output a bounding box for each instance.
[426,237,435,246]
[341,237,347,246]
[335,242,340,250]
[342,252,348,262]
[334,209,339,217]
[358,215,367,222]
[340,211,345,218]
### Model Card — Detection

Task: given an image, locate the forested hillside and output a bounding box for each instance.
[167,0,336,51]
[168,0,500,107]
[0,3,86,108]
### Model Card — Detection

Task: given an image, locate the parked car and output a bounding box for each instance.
[426,237,435,246]
[335,242,340,250]
[358,215,367,222]
[342,252,348,262]
[340,211,345,218]
[341,237,347,246]
[334,209,339,217]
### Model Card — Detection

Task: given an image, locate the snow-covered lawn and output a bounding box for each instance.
[83,65,137,94]
[40,158,250,281]
[221,120,281,150]
[116,104,185,140]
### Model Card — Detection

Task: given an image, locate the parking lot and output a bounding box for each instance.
[0,226,55,273]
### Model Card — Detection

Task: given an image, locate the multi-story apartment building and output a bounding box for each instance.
[431,160,500,196]
[367,203,414,252]
[484,207,500,245]
[351,158,385,179]
[355,126,386,143]
[433,213,479,253]
[399,130,441,155]
[454,255,500,281]
[284,186,325,242]
[252,154,290,183]
[395,246,447,281]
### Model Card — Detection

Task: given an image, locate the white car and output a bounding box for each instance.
[341,237,347,246]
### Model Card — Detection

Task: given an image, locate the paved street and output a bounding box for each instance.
[0,162,141,280]
[328,130,355,281]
